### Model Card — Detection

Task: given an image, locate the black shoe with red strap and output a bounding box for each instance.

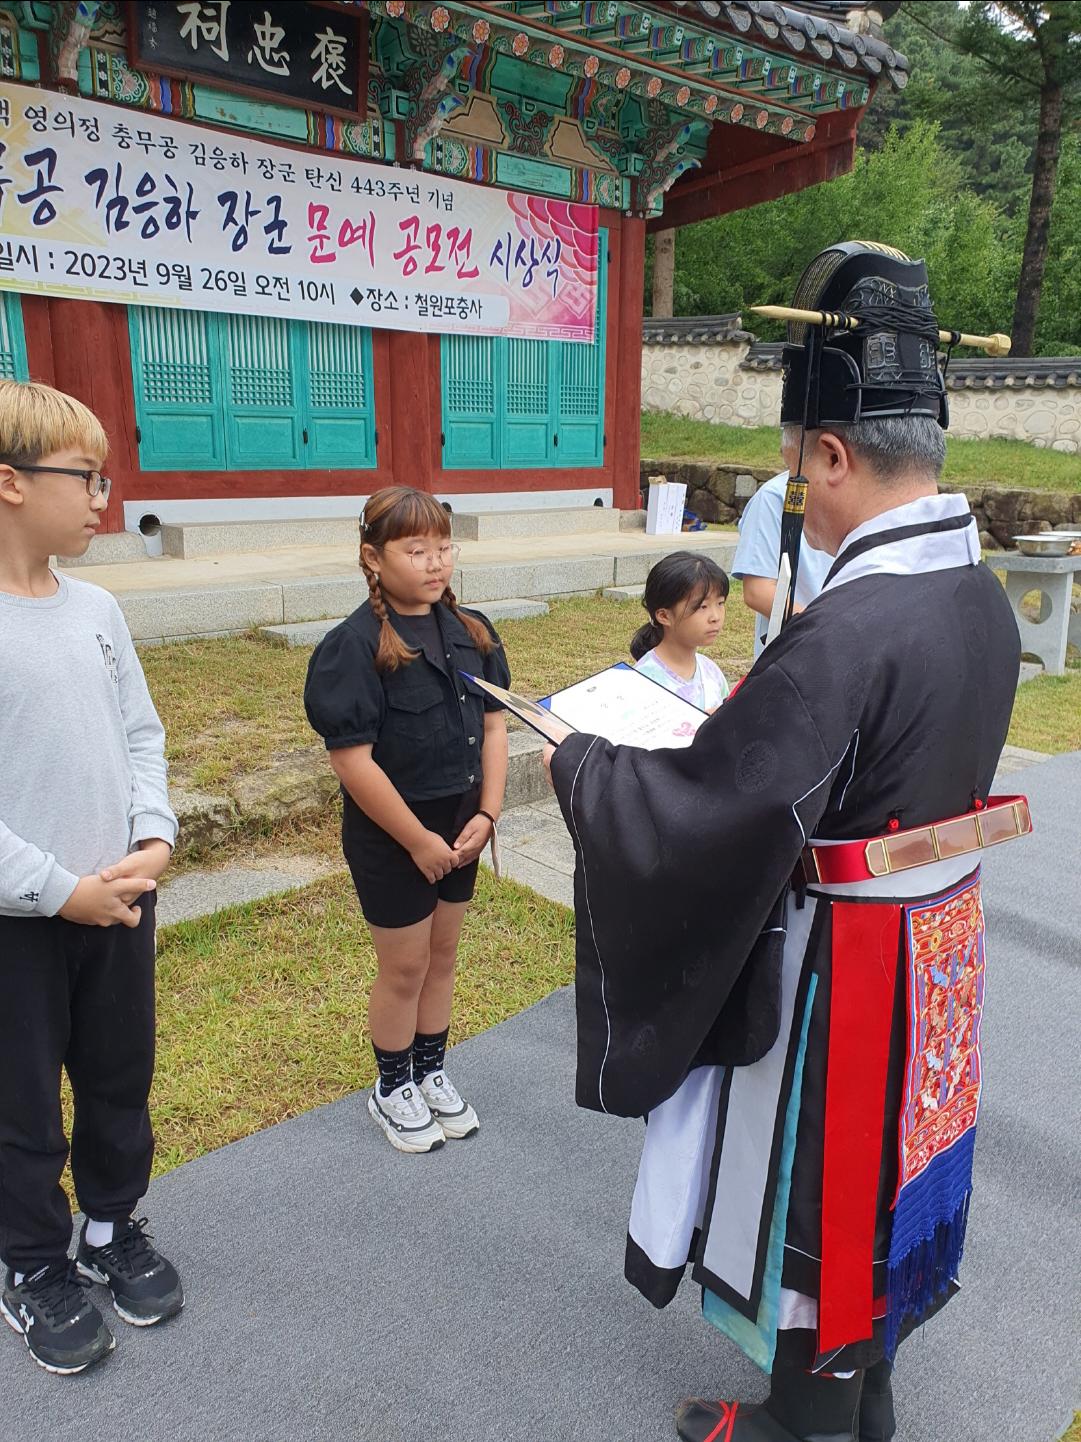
[675,1366,864,1442]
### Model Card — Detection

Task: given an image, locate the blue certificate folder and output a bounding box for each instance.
[461,662,708,751]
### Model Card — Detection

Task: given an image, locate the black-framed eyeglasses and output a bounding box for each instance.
[11,465,111,501]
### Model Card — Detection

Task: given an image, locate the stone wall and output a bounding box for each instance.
[637,459,1081,551]
[641,339,780,429]
[641,320,1081,455]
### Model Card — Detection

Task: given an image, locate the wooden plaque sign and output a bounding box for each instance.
[128,2,369,119]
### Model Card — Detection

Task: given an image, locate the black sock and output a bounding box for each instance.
[412,1028,449,1082]
[373,1042,413,1096]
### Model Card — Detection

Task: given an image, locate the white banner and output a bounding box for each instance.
[0,81,600,340]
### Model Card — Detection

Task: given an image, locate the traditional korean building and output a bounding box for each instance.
[0,1,906,537]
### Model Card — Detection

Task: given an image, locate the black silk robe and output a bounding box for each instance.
[550,504,1020,1122]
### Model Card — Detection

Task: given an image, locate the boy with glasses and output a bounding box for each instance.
[0,380,182,1375]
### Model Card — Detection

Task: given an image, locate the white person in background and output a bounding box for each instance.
[731,469,832,658]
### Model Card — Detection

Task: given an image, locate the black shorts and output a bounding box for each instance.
[342,788,482,929]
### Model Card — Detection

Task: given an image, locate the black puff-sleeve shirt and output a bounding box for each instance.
[304,600,512,802]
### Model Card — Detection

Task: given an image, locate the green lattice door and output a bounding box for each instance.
[128,308,225,469]
[503,338,553,465]
[223,314,303,468]
[556,238,608,465]
[440,228,607,470]
[304,322,375,468]
[442,333,498,468]
[129,308,376,471]
[0,294,29,382]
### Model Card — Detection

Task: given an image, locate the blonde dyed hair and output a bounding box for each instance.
[359,485,494,673]
[0,379,108,467]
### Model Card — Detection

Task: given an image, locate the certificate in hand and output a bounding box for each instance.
[462,663,708,750]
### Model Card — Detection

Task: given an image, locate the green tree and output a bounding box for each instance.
[906,1,1081,355]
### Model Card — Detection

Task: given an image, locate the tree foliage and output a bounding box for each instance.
[660,2,1081,356]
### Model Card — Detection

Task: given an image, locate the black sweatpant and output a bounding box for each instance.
[0,898,156,1272]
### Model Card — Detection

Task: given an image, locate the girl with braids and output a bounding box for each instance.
[304,486,510,1154]
[630,551,731,713]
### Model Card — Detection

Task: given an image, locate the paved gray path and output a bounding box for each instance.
[3,754,1077,1442]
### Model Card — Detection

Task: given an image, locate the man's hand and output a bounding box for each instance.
[100,839,172,885]
[60,873,156,928]
[542,744,556,788]
[452,814,494,867]
[409,829,457,883]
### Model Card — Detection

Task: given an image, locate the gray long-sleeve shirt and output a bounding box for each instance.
[0,573,178,918]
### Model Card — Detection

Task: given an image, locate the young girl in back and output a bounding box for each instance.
[631,551,730,713]
[304,487,510,1154]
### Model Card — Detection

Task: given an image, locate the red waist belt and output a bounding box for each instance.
[800,794,1032,886]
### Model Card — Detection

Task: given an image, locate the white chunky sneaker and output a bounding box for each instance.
[367,1081,446,1154]
[418,1071,479,1139]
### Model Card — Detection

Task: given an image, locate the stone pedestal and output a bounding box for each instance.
[989,554,1081,675]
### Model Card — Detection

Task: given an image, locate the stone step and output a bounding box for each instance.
[161,517,359,558]
[450,507,622,541]
[122,542,737,643]
[259,598,550,649]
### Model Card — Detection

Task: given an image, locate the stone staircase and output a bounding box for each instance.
[59,510,737,644]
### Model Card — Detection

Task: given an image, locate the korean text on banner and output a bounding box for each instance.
[0,81,599,340]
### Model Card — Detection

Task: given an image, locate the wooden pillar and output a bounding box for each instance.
[47,299,138,533]
[387,329,436,492]
[613,216,646,511]
[652,228,675,318]
[20,296,56,387]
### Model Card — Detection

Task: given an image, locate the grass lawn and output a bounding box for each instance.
[140,589,761,794]
[142,589,1078,806]
[640,411,1081,493]
[62,870,574,1178]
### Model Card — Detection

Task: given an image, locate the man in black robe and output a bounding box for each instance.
[546,244,1027,1442]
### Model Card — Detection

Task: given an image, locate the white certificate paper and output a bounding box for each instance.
[462,664,708,750]
[545,663,707,749]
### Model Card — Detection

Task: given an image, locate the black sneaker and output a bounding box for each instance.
[1,1261,115,1375]
[76,1217,184,1327]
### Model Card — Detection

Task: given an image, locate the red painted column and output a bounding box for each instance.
[48,299,138,534]
[20,296,56,386]
[387,328,436,493]
[612,216,646,511]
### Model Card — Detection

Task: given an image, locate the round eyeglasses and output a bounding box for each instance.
[387,542,461,572]
[13,465,111,501]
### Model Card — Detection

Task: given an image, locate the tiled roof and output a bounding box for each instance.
[643,314,751,343]
[667,2,910,89]
[741,342,1081,388]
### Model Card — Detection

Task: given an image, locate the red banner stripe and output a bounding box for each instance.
[819,901,901,1351]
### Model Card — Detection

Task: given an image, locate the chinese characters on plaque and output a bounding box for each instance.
[130,2,368,117]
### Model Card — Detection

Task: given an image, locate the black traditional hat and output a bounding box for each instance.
[779,241,949,431]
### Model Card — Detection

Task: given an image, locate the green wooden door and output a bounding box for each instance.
[223,314,303,468]
[440,228,608,470]
[503,338,553,465]
[442,333,499,468]
[555,233,608,466]
[130,308,376,471]
[128,307,225,469]
[305,321,376,469]
[0,294,29,381]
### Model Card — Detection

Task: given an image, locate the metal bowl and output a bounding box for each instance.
[1013,534,1073,557]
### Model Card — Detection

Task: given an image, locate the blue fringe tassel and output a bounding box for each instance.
[884,1127,976,1359]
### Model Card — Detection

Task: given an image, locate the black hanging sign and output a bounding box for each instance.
[128,2,369,119]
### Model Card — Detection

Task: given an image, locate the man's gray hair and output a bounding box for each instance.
[782,416,946,482]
